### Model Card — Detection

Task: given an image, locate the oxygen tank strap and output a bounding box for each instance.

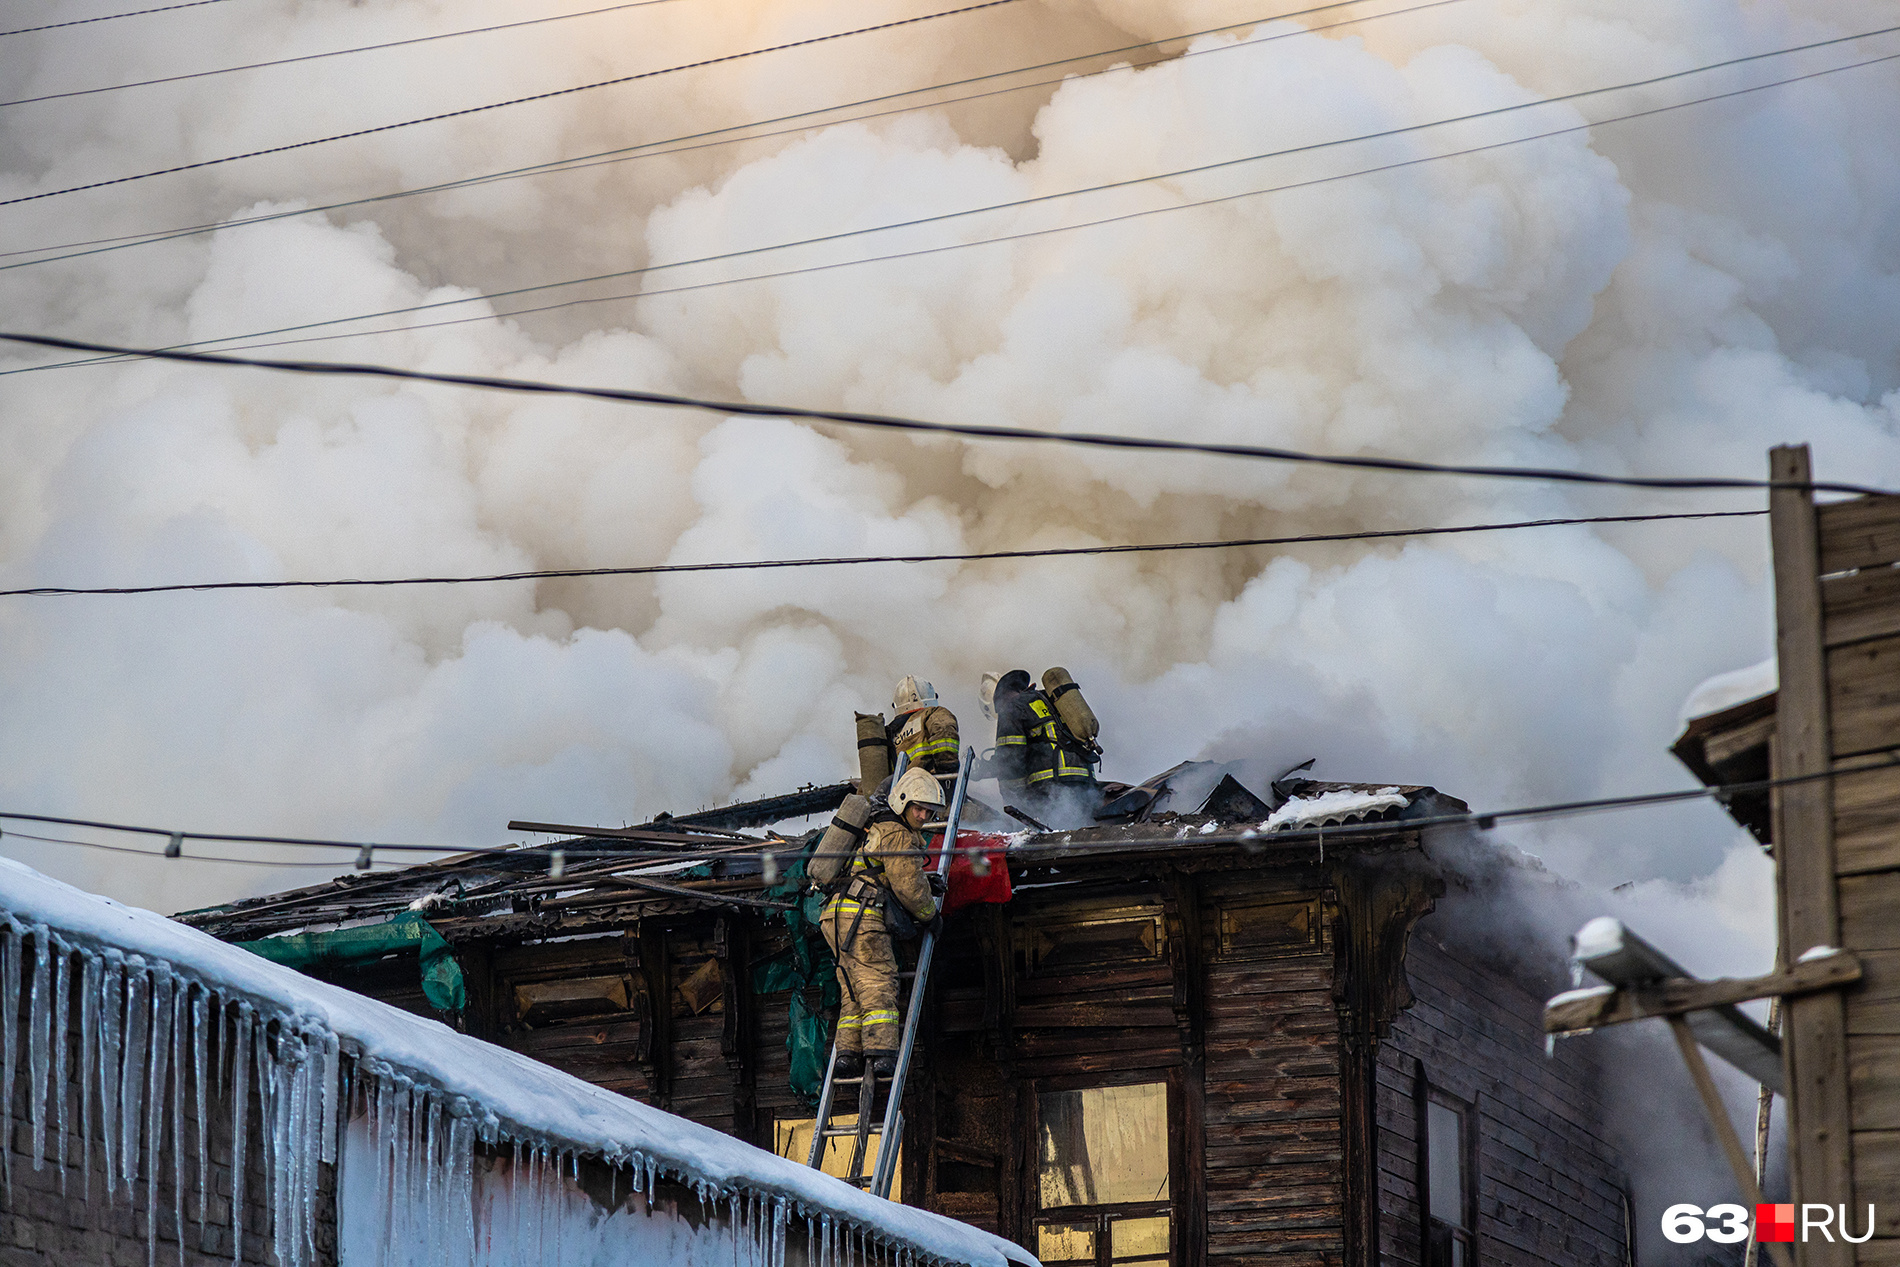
[1050,681,1082,699]
[857,736,890,750]
[828,815,868,842]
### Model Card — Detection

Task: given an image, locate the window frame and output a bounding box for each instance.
[1414,1064,1477,1267]
[1027,1071,1182,1267]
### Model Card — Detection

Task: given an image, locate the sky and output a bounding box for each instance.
[0,0,1896,995]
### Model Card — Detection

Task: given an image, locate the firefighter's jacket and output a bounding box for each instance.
[993,689,1093,788]
[820,814,939,1054]
[889,705,960,778]
[824,815,940,933]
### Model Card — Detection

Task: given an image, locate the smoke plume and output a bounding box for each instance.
[2,0,1897,978]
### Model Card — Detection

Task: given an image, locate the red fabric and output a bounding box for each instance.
[941,831,1014,914]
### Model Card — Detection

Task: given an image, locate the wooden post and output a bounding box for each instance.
[1667,1017,1794,1267]
[1769,444,1854,1267]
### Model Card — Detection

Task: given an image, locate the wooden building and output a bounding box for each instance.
[1670,446,1900,1267]
[185,766,1639,1267]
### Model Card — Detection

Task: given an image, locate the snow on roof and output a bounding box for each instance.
[1679,656,1776,723]
[0,858,1035,1267]
[1258,787,1409,833]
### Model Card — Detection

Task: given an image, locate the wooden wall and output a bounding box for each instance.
[1771,450,1900,1267]
[1198,882,1342,1267]
[1378,930,1629,1267]
[292,864,1634,1267]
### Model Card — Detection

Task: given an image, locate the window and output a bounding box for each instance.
[1033,1082,1172,1267]
[1424,1092,1474,1267]
[773,1117,902,1201]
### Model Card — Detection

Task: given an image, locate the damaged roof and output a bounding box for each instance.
[176,762,1466,943]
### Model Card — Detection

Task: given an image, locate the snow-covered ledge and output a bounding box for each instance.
[0,858,1036,1267]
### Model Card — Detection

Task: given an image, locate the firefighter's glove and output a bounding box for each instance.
[924,912,945,937]
[927,872,947,898]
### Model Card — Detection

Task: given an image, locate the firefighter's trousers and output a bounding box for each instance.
[821,899,901,1055]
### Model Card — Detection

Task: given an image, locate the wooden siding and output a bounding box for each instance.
[1379,933,1628,1267]
[1806,484,1900,1261]
[1202,889,1341,1267]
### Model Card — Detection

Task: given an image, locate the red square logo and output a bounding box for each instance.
[1756,1204,1796,1243]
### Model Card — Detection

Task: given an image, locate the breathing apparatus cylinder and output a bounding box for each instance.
[855,711,894,794]
[1040,667,1100,745]
[809,793,874,888]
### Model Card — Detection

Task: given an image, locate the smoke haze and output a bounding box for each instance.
[2,0,1897,992]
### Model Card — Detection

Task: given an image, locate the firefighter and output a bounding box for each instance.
[821,766,946,1078]
[887,675,960,783]
[983,669,1097,813]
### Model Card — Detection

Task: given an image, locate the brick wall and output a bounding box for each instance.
[1379,928,1628,1267]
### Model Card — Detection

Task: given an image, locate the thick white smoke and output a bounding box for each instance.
[1,0,1896,989]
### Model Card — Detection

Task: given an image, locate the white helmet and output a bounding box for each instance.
[890,766,947,818]
[892,675,939,716]
[978,672,1003,721]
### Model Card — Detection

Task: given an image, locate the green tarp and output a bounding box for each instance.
[238,911,467,1012]
[751,832,839,1103]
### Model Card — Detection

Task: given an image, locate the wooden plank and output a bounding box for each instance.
[1772,444,1856,1261]
[1843,874,1900,950]
[1835,764,1900,875]
[1203,963,1334,996]
[1819,494,1900,574]
[1848,949,1900,1035]
[1855,1237,1900,1267]
[1011,1002,1180,1029]
[1543,953,1861,1032]
[1829,635,1900,760]
[1849,1036,1900,1128]
[1826,565,1900,648]
[1851,1130,1900,1238]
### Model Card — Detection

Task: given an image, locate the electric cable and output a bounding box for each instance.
[0,0,1023,208]
[2,0,240,38]
[17,28,1895,373]
[0,0,685,109]
[0,827,400,869]
[0,0,1459,266]
[3,332,1890,497]
[0,510,1768,599]
[3,751,1893,870]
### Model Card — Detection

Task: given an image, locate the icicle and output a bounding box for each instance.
[422,1096,440,1267]
[79,952,100,1203]
[100,953,124,1199]
[255,1020,278,1266]
[28,925,51,1173]
[146,970,175,1267]
[1,920,21,1198]
[230,1002,253,1267]
[272,1032,300,1267]
[773,1197,789,1267]
[192,989,209,1228]
[171,984,187,1267]
[52,940,70,1194]
[119,957,150,1191]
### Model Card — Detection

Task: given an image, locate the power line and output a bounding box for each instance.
[3,332,1890,496]
[0,0,684,109]
[1,0,239,38]
[177,41,1900,368]
[0,827,401,869]
[0,0,1454,266]
[20,25,1895,372]
[0,510,1767,598]
[5,752,1894,873]
[0,0,1022,208]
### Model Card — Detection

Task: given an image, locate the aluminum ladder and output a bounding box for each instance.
[804,745,971,1198]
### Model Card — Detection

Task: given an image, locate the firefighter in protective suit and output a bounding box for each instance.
[822,767,946,1078]
[887,675,960,783]
[982,669,1096,810]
